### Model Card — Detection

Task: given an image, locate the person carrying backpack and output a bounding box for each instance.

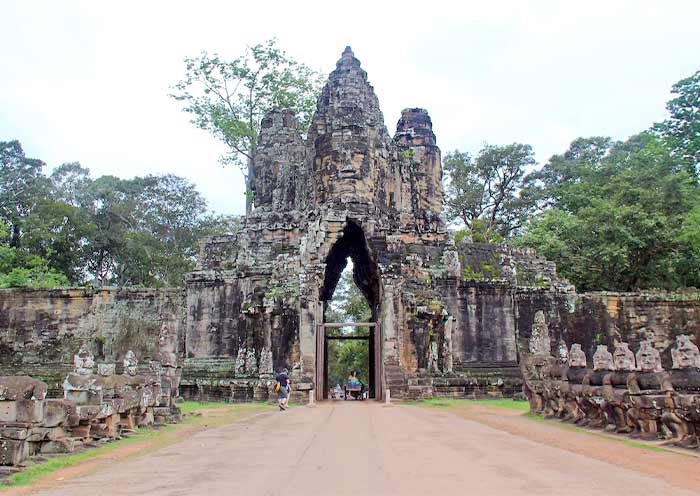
[276,367,291,411]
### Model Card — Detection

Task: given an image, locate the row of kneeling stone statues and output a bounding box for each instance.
[0,346,182,466]
[521,312,700,449]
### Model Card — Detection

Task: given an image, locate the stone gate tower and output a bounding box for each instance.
[185,47,568,400]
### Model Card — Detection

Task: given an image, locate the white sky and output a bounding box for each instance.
[2,0,699,215]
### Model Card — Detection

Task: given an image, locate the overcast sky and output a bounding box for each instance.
[2,1,699,215]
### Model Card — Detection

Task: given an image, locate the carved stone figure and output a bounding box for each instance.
[671,335,700,369]
[635,340,663,373]
[612,342,636,371]
[568,344,587,368]
[663,335,700,447]
[565,344,589,423]
[603,342,636,433]
[543,340,569,418]
[442,249,461,278]
[442,317,454,374]
[157,321,181,400]
[235,348,246,376]
[123,350,138,376]
[592,345,614,372]
[427,341,439,373]
[627,341,671,440]
[245,348,258,376]
[158,322,178,368]
[581,345,615,429]
[259,347,274,376]
[73,345,95,375]
[528,311,550,355]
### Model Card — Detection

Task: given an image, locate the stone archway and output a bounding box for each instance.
[317,221,383,400]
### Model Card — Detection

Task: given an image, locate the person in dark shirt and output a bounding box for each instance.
[276,368,291,411]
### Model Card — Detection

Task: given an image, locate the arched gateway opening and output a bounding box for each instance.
[317,222,382,400]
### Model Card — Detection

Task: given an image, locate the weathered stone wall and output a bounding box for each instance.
[515,290,700,369]
[0,288,184,395]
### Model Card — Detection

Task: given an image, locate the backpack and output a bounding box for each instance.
[275,381,281,393]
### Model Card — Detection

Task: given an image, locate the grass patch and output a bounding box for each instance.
[3,427,167,489]
[404,397,529,411]
[178,400,236,414]
[1,402,274,490]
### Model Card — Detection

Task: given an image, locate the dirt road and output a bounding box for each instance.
[28,402,698,496]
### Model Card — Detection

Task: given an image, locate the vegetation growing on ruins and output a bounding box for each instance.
[445,70,700,292]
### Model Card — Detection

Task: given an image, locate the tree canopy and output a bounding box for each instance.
[0,140,240,288]
[443,68,700,292]
[170,39,323,214]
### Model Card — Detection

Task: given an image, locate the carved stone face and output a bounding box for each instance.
[74,345,95,375]
[568,344,587,368]
[123,350,138,376]
[613,343,636,371]
[636,341,662,373]
[593,345,614,371]
[671,335,700,369]
[556,340,569,364]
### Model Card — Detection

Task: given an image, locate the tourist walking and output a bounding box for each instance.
[276,367,291,411]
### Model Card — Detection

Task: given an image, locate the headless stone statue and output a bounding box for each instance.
[259,347,274,377]
[442,317,454,374]
[528,311,550,355]
[522,311,552,414]
[663,335,700,447]
[427,341,440,374]
[157,322,181,399]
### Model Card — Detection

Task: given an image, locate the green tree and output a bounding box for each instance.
[654,70,700,174]
[515,133,699,291]
[443,143,536,241]
[0,220,68,288]
[0,141,49,247]
[171,39,323,214]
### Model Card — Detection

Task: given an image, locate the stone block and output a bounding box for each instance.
[76,404,101,421]
[46,427,66,441]
[25,427,49,442]
[70,424,91,438]
[0,401,17,422]
[44,399,69,427]
[0,376,47,401]
[16,400,44,423]
[40,438,75,454]
[91,414,119,439]
[0,427,28,440]
[0,439,28,465]
[137,409,154,427]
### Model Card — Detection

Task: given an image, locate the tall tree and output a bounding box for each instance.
[0,141,49,247]
[654,70,700,174]
[171,39,323,214]
[443,143,536,241]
